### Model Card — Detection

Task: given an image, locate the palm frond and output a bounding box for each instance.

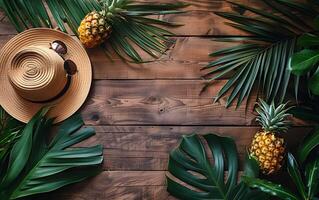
[0,0,188,62]
[202,0,319,107]
[0,107,23,166]
[0,108,103,200]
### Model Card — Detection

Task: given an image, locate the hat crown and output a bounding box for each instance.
[8,46,68,102]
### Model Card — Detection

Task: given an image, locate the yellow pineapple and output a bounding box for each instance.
[250,99,292,175]
[78,11,112,48]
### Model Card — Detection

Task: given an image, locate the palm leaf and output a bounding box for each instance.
[202,0,319,107]
[244,153,319,200]
[243,176,299,200]
[0,108,103,200]
[0,0,187,62]
[287,153,307,199]
[297,127,319,164]
[166,133,268,200]
[0,107,23,166]
[305,158,319,199]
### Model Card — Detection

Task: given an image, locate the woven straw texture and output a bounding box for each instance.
[0,28,92,123]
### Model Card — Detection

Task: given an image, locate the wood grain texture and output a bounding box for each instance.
[0,35,237,80]
[80,80,257,126]
[76,126,311,171]
[0,0,313,199]
[81,80,307,126]
[88,37,233,80]
[41,171,175,200]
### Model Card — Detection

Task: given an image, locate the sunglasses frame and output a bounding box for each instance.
[49,40,78,76]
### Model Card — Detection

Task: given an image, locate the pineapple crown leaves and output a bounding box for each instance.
[101,0,128,18]
[256,99,293,133]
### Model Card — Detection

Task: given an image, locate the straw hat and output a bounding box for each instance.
[0,28,92,123]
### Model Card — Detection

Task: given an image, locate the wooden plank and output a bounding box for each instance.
[0,35,236,80]
[137,0,260,11]
[47,186,173,200]
[76,126,311,171]
[0,16,16,34]
[41,171,175,200]
[0,0,259,36]
[81,80,308,126]
[88,37,233,80]
[80,79,257,126]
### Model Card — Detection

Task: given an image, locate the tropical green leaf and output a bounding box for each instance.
[297,33,319,47]
[244,154,260,178]
[297,128,319,163]
[0,107,23,163]
[290,106,319,123]
[1,107,50,187]
[290,49,319,76]
[287,153,306,199]
[0,0,187,62]
[309,69,319,95]
[245,151,319,200]
[202,0,319,107]
[305,159,319,199]
[0,108,103,199]
[242,176,299,200]
[167,133,268,200]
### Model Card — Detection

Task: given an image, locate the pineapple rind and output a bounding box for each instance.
[250,131,285,175]
[78,11,112,48]
[250,99,292,175]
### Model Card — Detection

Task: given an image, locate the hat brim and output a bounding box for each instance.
[0,28,92,123]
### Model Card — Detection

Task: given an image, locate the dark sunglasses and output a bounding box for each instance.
[49,40,77,76]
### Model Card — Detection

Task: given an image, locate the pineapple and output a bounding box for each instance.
[250,99,292,175]
[78,11,112,48]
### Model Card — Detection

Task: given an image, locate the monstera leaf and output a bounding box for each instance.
[0,108,103,200]
[167,133,268,200]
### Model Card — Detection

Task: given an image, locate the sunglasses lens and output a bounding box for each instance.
[50,40,67,55]
[64,60,77,76]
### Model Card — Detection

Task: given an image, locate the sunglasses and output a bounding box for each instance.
[49,40,77,76]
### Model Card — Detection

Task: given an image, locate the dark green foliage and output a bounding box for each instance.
[243,124,319,200]
[0,107,23,177]
[202,0,319,108]
[243,153,319,200]
[166,133,269,200]
[290,32,319,95]
[0,108,103,199]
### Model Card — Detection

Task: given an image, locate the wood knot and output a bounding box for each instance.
[141,96,163,105]
[91,113,100,121]
[159,107,165,113]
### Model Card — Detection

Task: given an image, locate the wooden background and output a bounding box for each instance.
[0,1,312,199]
